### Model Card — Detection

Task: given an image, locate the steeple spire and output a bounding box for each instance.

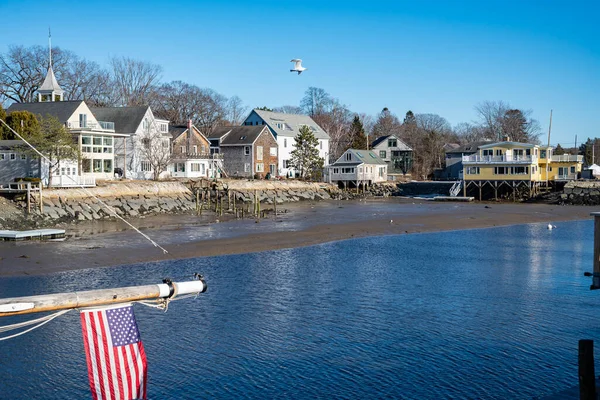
[38,27,64,102]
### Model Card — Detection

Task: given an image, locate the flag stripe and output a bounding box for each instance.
[80,305,147,400]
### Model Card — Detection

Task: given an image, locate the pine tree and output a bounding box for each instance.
[553,144,566,155]
[289,125,323,180]
[349,115,367,150]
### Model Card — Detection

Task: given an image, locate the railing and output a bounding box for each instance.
[50,175,96,188]
[551,155,583,162]
[172,152,224,160]
[463,155,537,163]
[553,173,577,181]
[66,121,115,132]
[449,181,462,197]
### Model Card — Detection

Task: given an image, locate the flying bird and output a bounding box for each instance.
[290,59,306,75]
[547,223,557,230]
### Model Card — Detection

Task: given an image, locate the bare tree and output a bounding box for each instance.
[139,123,172,181]
[225,95,248,125]
[0,45,50,103]
[474,100,510,141]
[313,100,353,160]
[371,107,402,139]
[498,109,541,143]
[300,87,332,117]
[110,56,162,106]
[454,122,487,144]
[273,105,303,114]
[61,58,114,106]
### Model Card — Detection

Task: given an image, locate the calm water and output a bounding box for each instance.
[0,220,598,399]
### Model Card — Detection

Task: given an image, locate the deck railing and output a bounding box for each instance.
[551,155,583,162]
[50,175,96,188]
[463,155,537,163]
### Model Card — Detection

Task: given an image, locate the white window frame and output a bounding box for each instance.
[270,147,277,156]
[256,163,264,172]
[257,146,263,160]
[245,146,251,156]
[244,163,250,172]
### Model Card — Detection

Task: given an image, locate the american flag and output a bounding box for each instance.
[80,305,147,400]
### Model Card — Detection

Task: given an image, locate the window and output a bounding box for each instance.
[93,159,102,172]
[10,153,16,160]
[467,167,480,175]
[79,114,87,128]
[141,161,152,172]
[388,139,397,147]
[319,140,322,150]
[245,146,251,156]
[494,167,508,175]
[283,160,289,169]
[181,146,185,153]
[540,150,547,159]
[256,163,264,172]
[379,167,385,177]
[201,164,206,175]
[345,153,352,161]
[270,147,277,156]
[379,150,387,159]
[103,147,112,153]
[495,149,502,156]
[0,154,4,160]
[93,137,102,145]
[192,145,197,154]
[20,154,26,160]
[571,166,576,174]
[82,136,92,145]
[257,146,263,160]
[244,163,250,172]
[341,167,355,174]
[513,166,528,175]
[174,163,185,172]
[103,160,112,173]
[284,138,287,148]
[482,149,493,156]
[160,123,167,133]
[270,164,276,175]
[333,168,339,174]
[103,137,112,146]
[191,163,200,172]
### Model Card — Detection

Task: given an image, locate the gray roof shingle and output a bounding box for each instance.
[7,101,85,123]
[90,106,149,133]
[250,109,330,140]
[208,126,269,145]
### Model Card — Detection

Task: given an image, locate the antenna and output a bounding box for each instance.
[48,27,52,67]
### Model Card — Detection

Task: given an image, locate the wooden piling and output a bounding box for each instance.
[579,339,596,400]
[273,197,277,218]
[39,182,43,213]
[26,182,31,214]
[590,212,600,289]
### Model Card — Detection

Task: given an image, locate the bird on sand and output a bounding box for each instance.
[290,59,306,75]
[547,223,557,230]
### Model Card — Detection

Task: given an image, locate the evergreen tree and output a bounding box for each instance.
[403,110,416,126]
[4,111,41,140]
[289,125,323,180]
[580,138,594,165]
[255,106,273,111]
[349,115,367,150]
[553,144,566,155]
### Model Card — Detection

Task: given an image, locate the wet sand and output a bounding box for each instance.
[0,198,596,277]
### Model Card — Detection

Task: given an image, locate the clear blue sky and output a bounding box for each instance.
[1,0,598,147]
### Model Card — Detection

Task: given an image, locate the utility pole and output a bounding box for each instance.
[545,110,553,187]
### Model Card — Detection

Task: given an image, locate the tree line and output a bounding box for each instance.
[1,44,560,179]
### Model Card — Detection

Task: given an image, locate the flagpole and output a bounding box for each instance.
[0,278,206,317]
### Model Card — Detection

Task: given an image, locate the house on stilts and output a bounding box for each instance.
[461,138,583,200]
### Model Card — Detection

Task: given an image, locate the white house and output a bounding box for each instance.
[90,106,171,180]
[326,149,388,188]
[243,109,330,177]
[169,122,223,179]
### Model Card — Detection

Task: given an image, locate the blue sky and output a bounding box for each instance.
[1,0,598,147]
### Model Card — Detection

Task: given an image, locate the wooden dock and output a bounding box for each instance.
[0,229,65,241]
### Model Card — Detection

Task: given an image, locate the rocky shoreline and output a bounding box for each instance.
[0,179,398,230]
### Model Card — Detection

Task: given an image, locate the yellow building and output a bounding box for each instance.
[461,141,582,200]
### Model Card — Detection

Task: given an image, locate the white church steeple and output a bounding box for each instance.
[38,28,64,102]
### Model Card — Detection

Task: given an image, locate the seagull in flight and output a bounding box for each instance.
[290,59,306,75]
[547,223,557,230]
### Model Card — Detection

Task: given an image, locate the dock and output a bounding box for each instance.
[432,196,474,202]
[0,229,65,241]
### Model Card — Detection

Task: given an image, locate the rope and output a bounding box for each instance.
[0,309,71,341]
[0,118,169,254]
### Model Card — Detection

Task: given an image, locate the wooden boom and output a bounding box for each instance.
[0,278,207,317]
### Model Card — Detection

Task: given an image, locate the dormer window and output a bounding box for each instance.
[345,153,351,161]
[240,136,247,140]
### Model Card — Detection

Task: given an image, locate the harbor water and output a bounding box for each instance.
[0,220,598,399]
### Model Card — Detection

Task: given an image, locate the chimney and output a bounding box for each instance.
[503,135,510,142]
[187,119,192,154]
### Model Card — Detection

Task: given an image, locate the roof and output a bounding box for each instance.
[478,141,536,149]
[90,106,149,133]
[169,125,188,141]
[0,140,25,150]
[7,101,85,123]
[332,149,387,166]
[209,126,270,145]
[250,109,330,140]
[445,141,493,154]
[370,134,412,151]
[38,66,64,94]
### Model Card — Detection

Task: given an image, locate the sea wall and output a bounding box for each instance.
[395,181,455,197]
[31,179,349,223]
[561,181,600,205]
